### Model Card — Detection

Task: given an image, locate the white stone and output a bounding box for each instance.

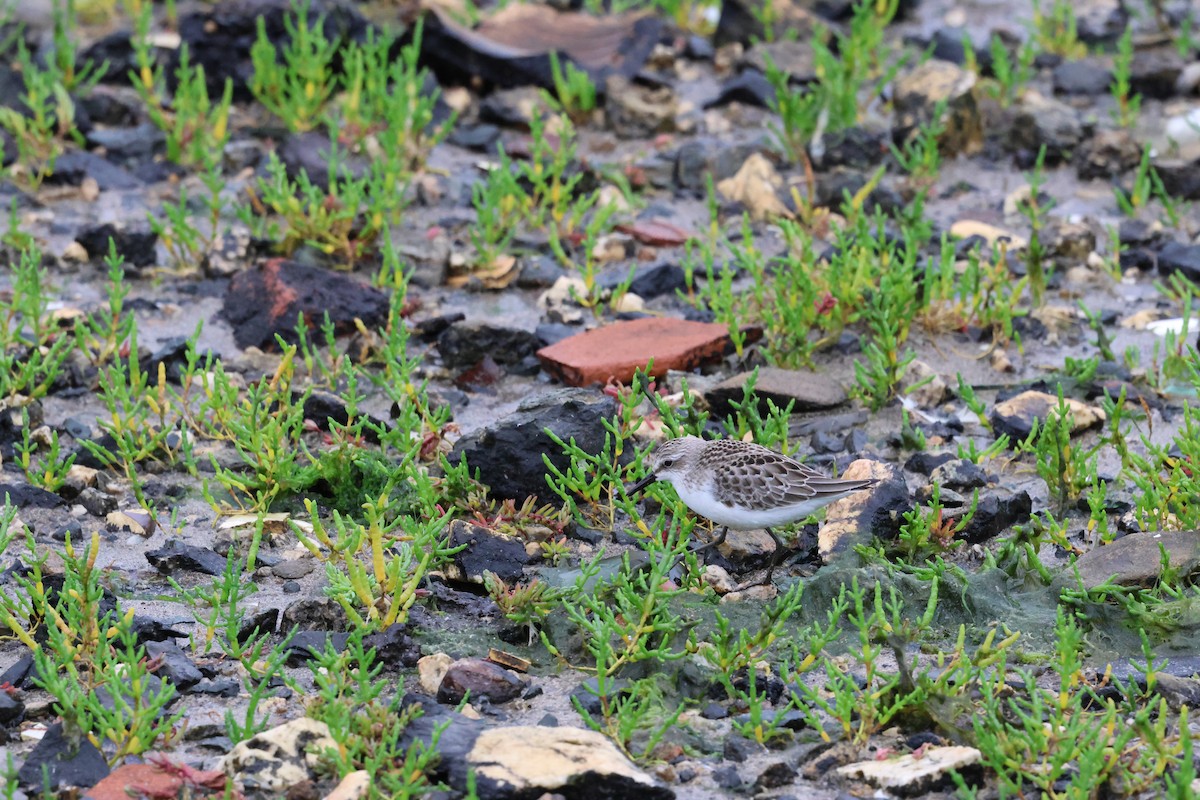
[837,745,982,792]
[468,726,662,793]
[418,653,454,695]
[221,717,334,792]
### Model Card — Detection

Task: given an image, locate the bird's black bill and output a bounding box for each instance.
[625,472,657,497]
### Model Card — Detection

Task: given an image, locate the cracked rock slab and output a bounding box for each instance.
[468,725,673,799]
[837,745,981,794]
[705,366,848,418]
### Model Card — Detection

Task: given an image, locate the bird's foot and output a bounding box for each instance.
[730,528,785,590]
[730,569,775,592]
[691,526,730,556]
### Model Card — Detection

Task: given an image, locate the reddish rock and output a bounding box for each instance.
[223,258,389,350]
[537,317,756,386]
[615,219,693,247]
[438,657,528,704]
[84,764,183,800]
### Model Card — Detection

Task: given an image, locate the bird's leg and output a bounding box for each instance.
[671,526,728,578]
[694,525,729,555]
[733,527,785,591]
[762,527,784,584]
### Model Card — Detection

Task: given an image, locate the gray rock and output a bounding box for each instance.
[917,484,967,506]
[17,722,108,791]
[285,631,350,665]
[437,321,539,369]
[447,122,501,151]
[628,262,687,299]
[1076,128,1142,180]
[706,70,776,109]
[739,39,815,83]
[892,59,982,157]
[713,529,777,571]
[636,152,677,190]
[1056,530,1200,592]
[1152,673,1200,712]
[713,765,743,789]
[282,597,347,630]
[930,459,988,491]
[393,228,450,289]
[447,519,529,584]
[76,486,117,516]
[271,558,315,580]
[75,222,158,268]
[146,641,203,689]
[1130,49,1185,99]
[1052,58,1113,95]
[0,482,61,509]
[1118,218,1165,247]
[0,691,23,725]
[813,126,889,171]
[450,388,618,502]
[814,167,905,212]
[606,75,676,139]
[963,488,1025,544]
[1154,158,1200,200]
[1074,0,1128,44]
[47,151,141,190]
[1011,92,1087,163]
[86,123,166,161]
[705,367,847,418]
[810,430,844,454]
[674,140,763,191]
[94,672,168,713]
[146,541,227,576]
[363,624,421,667]
[516,255,566,289]
[1157,242,1200,283]
[535,323,577,347]
[278,130,369,190]
[1042,219,1097,263]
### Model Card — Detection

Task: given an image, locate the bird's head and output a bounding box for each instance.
[626,435,706,495]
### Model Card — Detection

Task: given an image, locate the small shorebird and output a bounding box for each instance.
[626,435,874,584]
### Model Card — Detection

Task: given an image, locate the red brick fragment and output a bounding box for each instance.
[537,317,757,386]
[85,764,183,800]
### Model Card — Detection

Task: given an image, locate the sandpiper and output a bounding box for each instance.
[626,435,874,583]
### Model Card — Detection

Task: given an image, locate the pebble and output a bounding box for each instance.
[272,559,315,579]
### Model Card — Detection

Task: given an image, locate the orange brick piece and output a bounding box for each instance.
[537,317,746,386]
[85,764,183,800]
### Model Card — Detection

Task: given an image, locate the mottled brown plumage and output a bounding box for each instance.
[626,435,875,585]
[698,439,867,513]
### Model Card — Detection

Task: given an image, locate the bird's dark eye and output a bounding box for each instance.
[660,458,676,468]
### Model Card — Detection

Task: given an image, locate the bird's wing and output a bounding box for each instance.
[708,448,820,511]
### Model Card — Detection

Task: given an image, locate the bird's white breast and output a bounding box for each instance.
[667,474,845,529]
